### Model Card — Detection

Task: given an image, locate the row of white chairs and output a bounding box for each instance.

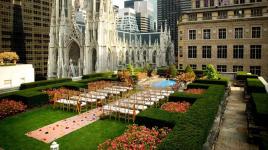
[102,89,174,122]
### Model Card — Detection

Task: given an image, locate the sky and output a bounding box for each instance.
[112,0,125,8]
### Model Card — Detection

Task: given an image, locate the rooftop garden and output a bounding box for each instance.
[2,64,265,149]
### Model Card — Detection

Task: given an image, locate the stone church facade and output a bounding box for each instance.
[47,0,175,78]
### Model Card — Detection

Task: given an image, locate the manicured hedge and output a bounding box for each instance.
[157,67,168,76]
[194,79,229,87]
[236,71,258,81]
[158,85,225,150]
[246,78,266,94]
[1,75,118,107]
[135,108,179,128]
[251,93,268,125]
[82,72,113,79]
[168,92,200,104]
[20,78,71,90]
[135,84,226,150]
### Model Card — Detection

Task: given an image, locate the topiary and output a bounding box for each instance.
[127,64,134,75]
[205,64,220,80]
[169,64,177,78]
[184,65,193,73]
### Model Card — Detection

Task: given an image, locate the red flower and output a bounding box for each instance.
[0,99,27,119]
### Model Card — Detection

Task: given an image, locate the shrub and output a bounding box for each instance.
[98,125,171,150]
[135,83,226,150]
[161,101,191,113]
[157,67,168,77]
[184,89,206,95]
[194,79,229,87]
[168,65,177,78]
[236,71,258,81]
[204,64,219,80]
[158,85,225,150]
[126,64,134,75]
[176,72,196,83]
[135,108,179,128]
[20,78,72,90]
[82,72,113,79]
[184,65,193,73]
[246,78,266,94]
[0,100,27,119]
[251,93,268,125]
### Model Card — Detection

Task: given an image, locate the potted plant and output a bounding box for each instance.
[0,52,19,64]
[0,53,3,64]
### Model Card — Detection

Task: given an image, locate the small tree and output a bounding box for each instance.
[205,64,219,80]
[184,65,193,73]
[168,64,177,78]
[176,72,196,83]
[127,64,134,75]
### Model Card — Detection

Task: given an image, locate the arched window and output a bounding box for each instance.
[126,51,129,64]
[166,47,170,65]
[153,50,157,64]
[137,51,140,61]
[143,51,147,62]
[132,50,135,63]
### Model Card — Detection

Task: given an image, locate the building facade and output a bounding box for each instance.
[116,8,139,32]
[47,0,175,79]
[178,0,268,79]
[0,0,51,78]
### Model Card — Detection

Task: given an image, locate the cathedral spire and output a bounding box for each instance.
[60,0,66,26]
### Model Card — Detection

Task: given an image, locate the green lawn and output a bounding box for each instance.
[0,106,128,150]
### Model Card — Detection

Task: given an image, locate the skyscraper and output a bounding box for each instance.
[0,0,51,79]
[116,8,140,32]
[157,0,180,63]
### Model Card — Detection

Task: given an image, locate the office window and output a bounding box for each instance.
[190,64,197,70]
[217,45,227,58]
[196,0,200,8]
[179,64,183,70]
[250,0,262,2]
[204,0,209,7]
[202,65,207,70]
[233,45,244,59]
[252,27,261,38]
[218,11,227,19]
[233,66,243,72]
[202,46,211,58]
[188,46,197,58]
[234,10,244,17]
[203,29,211,39]
[250,66,261,76]
[250,45,261,59]
[189,13,197,21]
[219,28,226,39]
[235,28,243,38]
[217,65,227,72]
[179,46,183,57]
[234,0,245,4]
[189,30,196,40]
[203,12,212,20]
[251,8,262,16]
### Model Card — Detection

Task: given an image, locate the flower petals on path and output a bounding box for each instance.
[25,108,102,143]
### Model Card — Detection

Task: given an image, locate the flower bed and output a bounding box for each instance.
[43,88,76,101]
[161,101,191,113]
[184,88,206,95]
[0,99,27,119]
[98,125,171,150]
